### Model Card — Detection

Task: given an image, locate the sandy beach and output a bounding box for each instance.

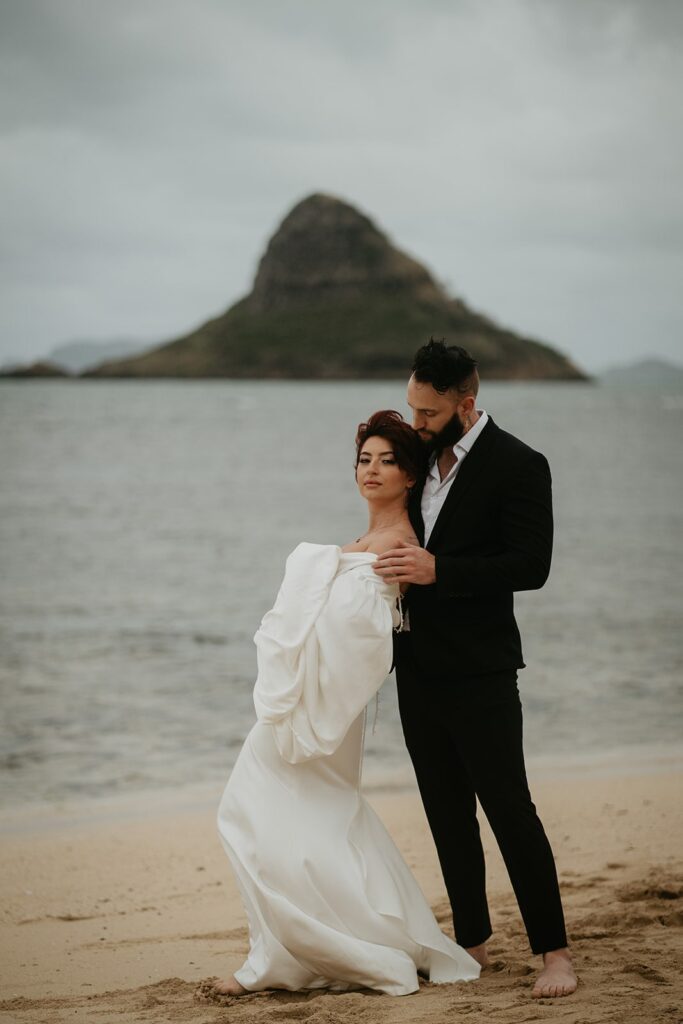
[1,759,681,1024]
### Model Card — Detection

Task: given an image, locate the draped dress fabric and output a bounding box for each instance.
[216,543,480,996]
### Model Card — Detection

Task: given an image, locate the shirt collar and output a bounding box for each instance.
[455,409,488,455]
[427,409,488,475]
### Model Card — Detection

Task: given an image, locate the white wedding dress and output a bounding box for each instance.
[216,543,480,995]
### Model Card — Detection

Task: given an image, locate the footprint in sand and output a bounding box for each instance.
[621,961,670,985]
[617,876,683,903]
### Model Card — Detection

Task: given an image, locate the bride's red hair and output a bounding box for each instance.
[354,410,426,486]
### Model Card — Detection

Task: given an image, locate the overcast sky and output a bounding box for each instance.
[1,0,681,372]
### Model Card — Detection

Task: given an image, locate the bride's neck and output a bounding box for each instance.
[366,499,410,535]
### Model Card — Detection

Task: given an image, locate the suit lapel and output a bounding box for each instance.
[408,485,425,546]
[425,417,500,552]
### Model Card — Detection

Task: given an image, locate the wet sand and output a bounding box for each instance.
[1,764,681,1024]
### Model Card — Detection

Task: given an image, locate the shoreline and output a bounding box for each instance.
[1,741,680,837]
[0,762,681,1022]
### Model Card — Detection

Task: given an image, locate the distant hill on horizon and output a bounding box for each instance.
[47,338,158,373]
[0,360,70,378]
[0,338,159,377]
[599,357,683,389]
[82,193,587,381]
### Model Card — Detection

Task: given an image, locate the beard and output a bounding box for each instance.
[418,411,465,455]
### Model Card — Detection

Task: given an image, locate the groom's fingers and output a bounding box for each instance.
[373,547,437,585]
[374,549,419,567]
[374,561,416,582]
[373,560,409,575]
[373,547,411,566]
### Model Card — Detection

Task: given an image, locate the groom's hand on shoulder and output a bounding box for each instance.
[373,540,436,585]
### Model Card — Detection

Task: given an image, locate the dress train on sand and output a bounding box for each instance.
[217,543,480,995]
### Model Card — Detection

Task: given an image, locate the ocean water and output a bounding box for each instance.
[0,379,681,810]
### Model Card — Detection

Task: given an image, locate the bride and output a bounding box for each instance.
[211,410,480,997]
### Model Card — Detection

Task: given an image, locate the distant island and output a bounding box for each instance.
[599,357,683,390]
[0,338,156,378]
[47,338,157,373]
[0,360,70,378]
[4,193,588,381]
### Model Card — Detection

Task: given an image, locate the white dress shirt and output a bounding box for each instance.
[400,410,489,634]
[421,410,489,546]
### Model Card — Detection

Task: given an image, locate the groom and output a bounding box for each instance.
[374,339,577,999]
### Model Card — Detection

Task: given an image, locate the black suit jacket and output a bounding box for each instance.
[399,416,553,679]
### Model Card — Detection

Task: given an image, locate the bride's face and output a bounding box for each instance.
[356,435,414,502]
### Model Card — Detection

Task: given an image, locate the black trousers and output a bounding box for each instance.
[395,636,568,955]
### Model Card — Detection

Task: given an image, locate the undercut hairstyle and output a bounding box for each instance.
[355,410,426,486]
[412,338,479,396]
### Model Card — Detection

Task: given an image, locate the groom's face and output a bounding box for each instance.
[406,376,466,453]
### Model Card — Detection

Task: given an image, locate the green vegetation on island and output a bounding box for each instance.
[3,194,587,381]
[83,194,586,381]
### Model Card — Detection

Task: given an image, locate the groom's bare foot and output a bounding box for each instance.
[211,976,247,996]
[465,942,490,969]
[531,948,577,998]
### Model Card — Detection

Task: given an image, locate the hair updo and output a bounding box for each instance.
[354,410,426,487]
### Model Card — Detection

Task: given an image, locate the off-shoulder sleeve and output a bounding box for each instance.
[253,552,394,764]
[252,543,340,724]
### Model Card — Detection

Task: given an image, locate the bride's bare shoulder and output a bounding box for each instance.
[340,541,368,553]
[341,529,420,556]
[368,532,420,556]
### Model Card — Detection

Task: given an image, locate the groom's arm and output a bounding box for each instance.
[374,450,553,596]
[435,450,553,597]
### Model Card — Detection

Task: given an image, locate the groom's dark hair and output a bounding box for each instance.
[412,338,479,396]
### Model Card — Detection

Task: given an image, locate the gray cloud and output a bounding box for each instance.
[1,0,682,370]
